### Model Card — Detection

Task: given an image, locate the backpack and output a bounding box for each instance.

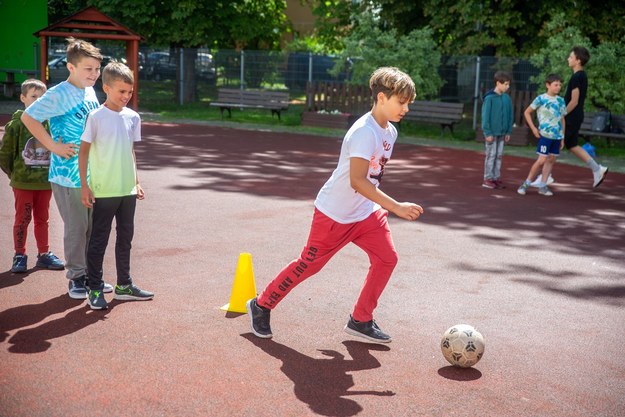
[591,111,611,132]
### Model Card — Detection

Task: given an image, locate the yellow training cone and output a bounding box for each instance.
[221,252,257,313]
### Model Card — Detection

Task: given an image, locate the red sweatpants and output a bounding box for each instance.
[13,188,52,255]
[257,208,398,322]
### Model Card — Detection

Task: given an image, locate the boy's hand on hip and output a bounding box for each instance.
[485,136,493,143]
[53,136,78,159]
[393,202,424,221]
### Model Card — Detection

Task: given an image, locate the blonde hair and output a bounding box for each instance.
[66,37,102,65]
[21,78,46,96]
[370,67,416,103]
[102,61,134,86]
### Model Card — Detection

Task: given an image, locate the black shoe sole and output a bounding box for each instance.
[593,168,608,188]
[36,264,65,270]
[344,325,392,343]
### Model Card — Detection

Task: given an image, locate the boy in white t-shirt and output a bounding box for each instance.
[247,67,424,343]
[78,62,153,310]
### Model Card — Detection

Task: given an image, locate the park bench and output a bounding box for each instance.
[579,112,625,145]
[210,88,290,121]
[402,101,465,135]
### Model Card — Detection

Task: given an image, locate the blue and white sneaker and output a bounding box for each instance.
[11,254,28,273]
[68,277,88,299]
[36,251,65,270]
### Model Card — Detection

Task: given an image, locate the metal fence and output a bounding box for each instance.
[205,49,540,97]
[43,43,543,125]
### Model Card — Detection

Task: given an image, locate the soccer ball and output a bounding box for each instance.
[440,324,485,368]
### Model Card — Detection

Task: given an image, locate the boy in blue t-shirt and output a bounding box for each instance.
[21,37,113,298]
[517,74,567,197]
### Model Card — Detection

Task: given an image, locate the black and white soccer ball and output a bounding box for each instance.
[440,324,485,368]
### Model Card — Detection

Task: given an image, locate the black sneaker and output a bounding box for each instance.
[11,254,28,273]
[113,284,154,301]
[246,298,272,338]
[35,251,65,270]
[87,290,108,310]
[344,315,392,343]
[68,277,88,299]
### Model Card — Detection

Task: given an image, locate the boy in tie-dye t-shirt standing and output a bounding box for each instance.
[21,37,113,298]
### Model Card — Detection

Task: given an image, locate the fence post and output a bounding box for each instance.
[472,55,481,130]
[240,50,245,90]
[179,47,184,105]
[307,52,313,110]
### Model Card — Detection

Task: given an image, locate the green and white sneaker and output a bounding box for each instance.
[88,290,108,310]
[517,182,530,195]
[114,284,154,301]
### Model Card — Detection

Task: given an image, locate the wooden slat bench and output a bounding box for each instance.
[402,101,465,135]
[579,112,625,145]
[210,88,290,121]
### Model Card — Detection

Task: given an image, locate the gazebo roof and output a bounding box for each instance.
[35,6,143,41]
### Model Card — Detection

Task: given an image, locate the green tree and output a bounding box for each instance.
[48,0,288,100]
[336,12,443,100]
[298,0,357,53]
[529,14,625,114]
[360,0,625,57]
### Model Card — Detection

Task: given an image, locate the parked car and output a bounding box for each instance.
[143,51,216,84]
[144,52,176,81]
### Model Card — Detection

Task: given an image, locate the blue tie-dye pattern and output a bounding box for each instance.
[531,93,567,140]
[25,81,100,187]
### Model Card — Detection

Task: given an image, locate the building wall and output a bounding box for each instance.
[0,0,47,82]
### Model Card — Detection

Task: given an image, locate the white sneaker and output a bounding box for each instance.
[538,186,554,196]
[592,165,608,188]
[530,174,555,188]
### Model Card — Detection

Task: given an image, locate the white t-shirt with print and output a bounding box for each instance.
[314,112,396,224]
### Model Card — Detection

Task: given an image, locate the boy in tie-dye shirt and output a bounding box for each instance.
[21,37,113,298]
[517,74,567,197]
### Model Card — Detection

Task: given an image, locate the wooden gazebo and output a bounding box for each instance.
[34,7,143,109]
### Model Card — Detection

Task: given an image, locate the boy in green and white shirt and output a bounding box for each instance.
[78,62,153,310]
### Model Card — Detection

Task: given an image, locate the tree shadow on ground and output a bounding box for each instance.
[137,123,625,264]
[241,333,394,417]
[453,261,625,307]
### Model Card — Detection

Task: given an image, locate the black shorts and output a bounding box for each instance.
[564,121,581,149]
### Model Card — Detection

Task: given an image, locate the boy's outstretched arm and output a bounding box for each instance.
[20,112,77,159]
[350,157,423,221]
[78,141,94,208]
